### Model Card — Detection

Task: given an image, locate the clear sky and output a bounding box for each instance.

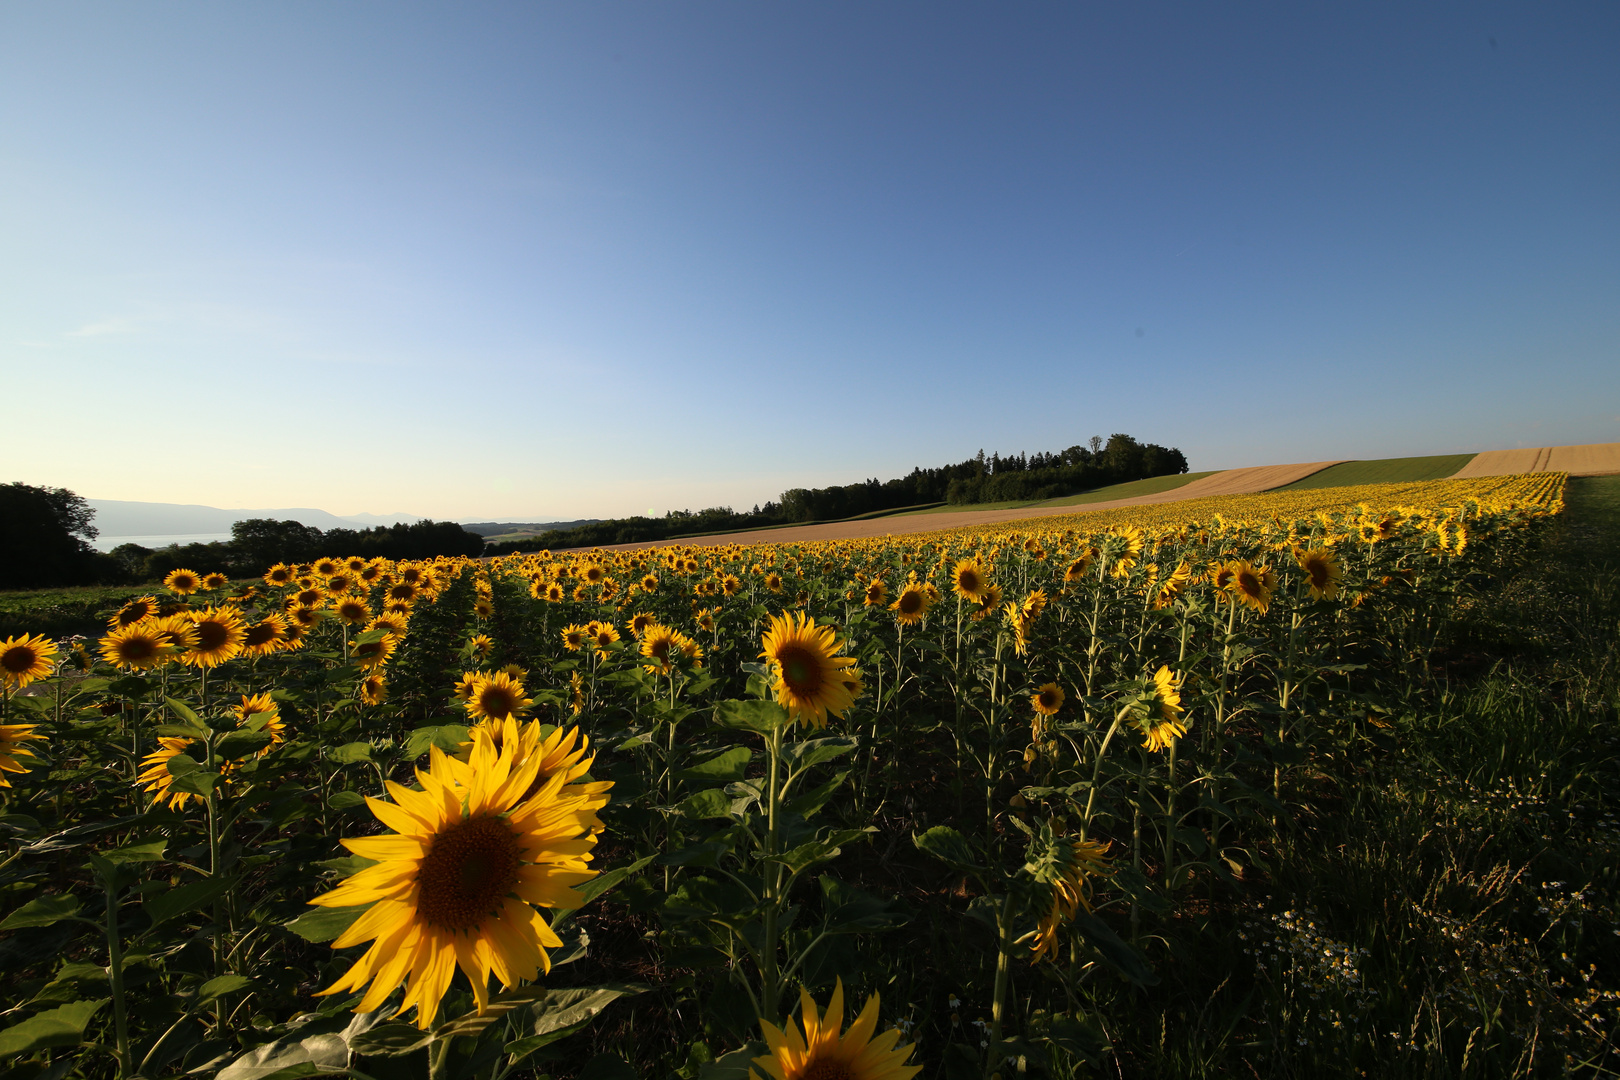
[3,3,1616,521]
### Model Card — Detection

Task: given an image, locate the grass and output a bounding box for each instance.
[1276,454,1477,490]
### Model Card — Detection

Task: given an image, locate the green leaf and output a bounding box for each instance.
[782,737,857,771]
[1071,910,1158,986]
[679,788,735,820]
[163,697,208,734]
[713,699,788,734]
[217,730,274,760]
[143,875,237,930]
[0,894,81,931]
[218,1010,390,1080]
[328,741,373,764]
[913,826,982,871]
[100,839,167,865]
[284,904,368,943]
[698,1042,768,1079]
[346,1021,430,1057]
[327,791,366,810]
[197,974,253,1002]
[154,724,207,739]
[784,771,848,818]
[675,746,752,783]
[352,627,390,646]
[0,998,108,1057]
[167,764,219,798]
[495,985,642,1061]
[404,724,470,759]
[572,854,656,907]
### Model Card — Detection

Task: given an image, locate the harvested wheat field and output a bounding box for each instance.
[1452,441,1620,478]
[599,459,1344,550]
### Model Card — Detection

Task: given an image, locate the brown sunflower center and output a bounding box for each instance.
[416,815,522,930]
[801,1058,853,1080]
[1305,560,1330,589]
[1237,571,1261,597]
[776,645,824,694]
[195,621,229,652]
[119,637,158,662]
[897,591,924,615]
[478,686,516,719]
[957,569,981,593]
[244,623,278,647]
[1,646,39,674]
[1038,690,1060,711]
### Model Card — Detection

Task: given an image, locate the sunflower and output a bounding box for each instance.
[580,563,606,585]
[544,582,566,603]
[138,737,203,810]
[99,622,175,671]
[969,583,1003,622]
[1031,682,1065,717]
[0,724,44,787]
[1140,666,1186,752]
[764,573,784,594]
[1209,561,1238,598]
[358,674,387,706]
[560,624,588,652]
[333,596,372,627]
[359,561,386,585]
[343,556,368,573]
[109,596,160,630]
[950,559,990,603]
[1294,547,1342,600]
[467,634,495,660]
[388,582,419,604]
[589,622,620,660]
[292,586,327,610]
[889,584,930,627]
[760,611,859,729]
[325,573,356,597]
[367,612,410,638]
[164,569,202,596]
[264,564,296,587]
[749,979,921,1080]
[1151,563,1194,610]
[309,725,606,1028]
[1028,835,1111,962]
[1020,588,1048,621]
[695,608,716,634]
[722,574,742,596]
[201,572,230,591]
[351,634,399,671]
[1004,603,1033,657]
[180,607,247,669]
[627,612,659,639]
[1062,553,1095,583]
[638,625,691,675]
[1103,526,1145,579]
[0,634,59,689]
[465,671,533,724]
[1225,561,1277,615]
[240,614,291,658]
[235,693,287,751]
[640,574,659,592]
[473,598,494,619]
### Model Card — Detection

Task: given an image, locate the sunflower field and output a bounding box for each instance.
[0,471,1603,1080]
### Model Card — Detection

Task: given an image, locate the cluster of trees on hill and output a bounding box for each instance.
[487,433,1187,553]
[0,483,486,590]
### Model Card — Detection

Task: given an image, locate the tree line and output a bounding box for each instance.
[0,482,484,591]
[487,433,1187,553]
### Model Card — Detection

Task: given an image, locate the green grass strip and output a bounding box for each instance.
[1276,454,1476,490]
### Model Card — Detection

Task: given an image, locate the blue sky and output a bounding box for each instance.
[3,3,1616,520]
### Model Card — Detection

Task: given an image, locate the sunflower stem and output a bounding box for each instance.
[759,721,785,1027]
[104,874,132,1079]
[985,890,1016,1080]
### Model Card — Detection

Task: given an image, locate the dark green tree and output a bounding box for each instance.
[0,482,101,589]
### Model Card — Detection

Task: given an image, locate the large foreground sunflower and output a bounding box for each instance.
[750,979,921,1080]
[950,558,990,603]
[100,622,175,671]
[181,607,247,669]
[0,724,44,787]
[0,634,58,689]
[759,611,859,729]
[310,726,606,1028]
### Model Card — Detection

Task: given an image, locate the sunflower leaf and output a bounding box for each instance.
[713,699,788,734]
[572,854,656,907]
[914,826,984,872]
[0,894,82,931]
[675,746,752,783]
[328,742,373,764]
[781,737,857,772]
[696,1041,766,1080]
[217,730,274,760]
[1070,910,1158,986]
[678,789,735,821]
[0,998,108,1057]
[163,698,207,732]
[283,904,368,943]
[142,874,237,931]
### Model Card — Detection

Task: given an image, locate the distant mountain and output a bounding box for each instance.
[87,499,425,538]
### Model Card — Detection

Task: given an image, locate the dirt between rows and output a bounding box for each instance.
[589,460,1344,551]
[1451,442,1620,479]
